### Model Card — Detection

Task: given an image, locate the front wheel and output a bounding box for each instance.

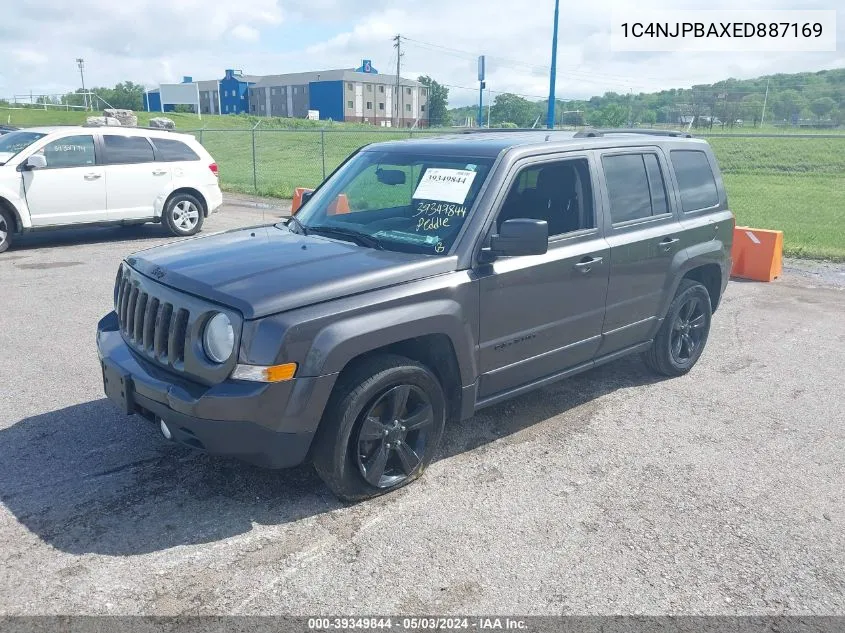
[312,354,447,501]
[0,208,13,254]
[163,193,204,237]
[642,279,712,377]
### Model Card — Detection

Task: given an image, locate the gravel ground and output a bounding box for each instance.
[0,200,843,616]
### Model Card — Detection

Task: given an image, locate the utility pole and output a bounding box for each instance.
[76,58,88,111]
[760,78,770,128]
[393,35,403,128]
[477,56,485,128]
[546,0,560,129]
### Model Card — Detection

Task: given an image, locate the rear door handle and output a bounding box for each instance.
[152,169,168,175]
[574,256,603,273]
[83,173,102,180]
[660,237,680,251]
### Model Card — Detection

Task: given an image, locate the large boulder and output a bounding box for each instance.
[86,116,121,126]
[103,108,138,126]
[148,117,176,130]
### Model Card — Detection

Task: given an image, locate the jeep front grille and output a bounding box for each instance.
[116,274,189,367]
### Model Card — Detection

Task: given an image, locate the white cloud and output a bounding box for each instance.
[231,25,261,42]
[0,0,842,106]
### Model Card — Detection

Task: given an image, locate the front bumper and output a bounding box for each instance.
[96,311,336,468]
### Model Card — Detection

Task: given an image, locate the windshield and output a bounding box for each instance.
[287,149,495,255]
[0,131,46,163]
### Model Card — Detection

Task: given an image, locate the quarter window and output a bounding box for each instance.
[36,135,96,168]
[102,135,155,165]
[671,150,719,212]
[602,153,669,224]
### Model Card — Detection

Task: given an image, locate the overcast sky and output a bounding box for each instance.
[2,0,843,107]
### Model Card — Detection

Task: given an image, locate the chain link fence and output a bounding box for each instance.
[188,128,449,198]
[190,128,845,259]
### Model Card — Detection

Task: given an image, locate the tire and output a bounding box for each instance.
[0,207,13,254]
[163,193,204,237]
[642,279,712,377]
[312,354,447,502]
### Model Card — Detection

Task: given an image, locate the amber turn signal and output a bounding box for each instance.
[231,362,297,383]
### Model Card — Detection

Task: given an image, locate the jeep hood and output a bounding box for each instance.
[126,225,457,319]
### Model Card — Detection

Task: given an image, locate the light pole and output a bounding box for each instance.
[76,58,88,111]
[546,0,560,129]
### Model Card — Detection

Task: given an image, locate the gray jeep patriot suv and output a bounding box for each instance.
[97,128,733,500]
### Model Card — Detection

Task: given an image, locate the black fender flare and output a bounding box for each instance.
[301,299,477,387]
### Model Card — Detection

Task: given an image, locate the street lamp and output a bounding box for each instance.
[76,58,88,111]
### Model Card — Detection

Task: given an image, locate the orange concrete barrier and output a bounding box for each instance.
[291,187,313,215]
[327,193,350,216]
[730,226,783,282]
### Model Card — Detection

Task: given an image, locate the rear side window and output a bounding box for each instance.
[671,150,719,212]
[153,138,200,162]
[102,135,155,165]
[602,153,669,224]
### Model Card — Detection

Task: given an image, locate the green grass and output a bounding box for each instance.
[5,107,844,260]
[707,137,845,261]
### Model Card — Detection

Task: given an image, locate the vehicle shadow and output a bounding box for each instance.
[0,357,662,556]
[9,224,174,252]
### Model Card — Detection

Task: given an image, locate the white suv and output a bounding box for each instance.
[0,125,223,253]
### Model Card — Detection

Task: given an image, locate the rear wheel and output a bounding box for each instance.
[163,193,204,237]
[0,207,13,254]
[313,354,446,501]
[642,279,712,377]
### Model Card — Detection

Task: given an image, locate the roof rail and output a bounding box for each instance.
[459,127,540,134]
[81,123,178,132]
[573,127,692,138]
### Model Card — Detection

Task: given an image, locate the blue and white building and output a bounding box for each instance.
[144,61,429,127]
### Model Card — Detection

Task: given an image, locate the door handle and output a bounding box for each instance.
[152,169,168,175]
[84,173,102,180]
[660,237,680,251]
[574,256,603,273]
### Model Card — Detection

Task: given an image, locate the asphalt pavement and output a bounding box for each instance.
[0,199,843,615]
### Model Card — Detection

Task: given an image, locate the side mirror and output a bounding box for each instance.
[375,168,406,186]
[291,187,314,215]
[487,219,548,258]
[25,154,47,170]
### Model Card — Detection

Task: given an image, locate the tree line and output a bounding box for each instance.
[445,68,845,129]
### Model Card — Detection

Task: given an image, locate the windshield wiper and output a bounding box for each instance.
[307,225,384,250]
[286,214,308,235]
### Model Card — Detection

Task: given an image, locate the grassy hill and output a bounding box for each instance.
[452,68,845,130]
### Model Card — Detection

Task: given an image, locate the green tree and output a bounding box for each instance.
[810,97,836,121]
[490,93,533,127]
[417,76,450,127]
[589,104,628,127]
[61,81,145,111]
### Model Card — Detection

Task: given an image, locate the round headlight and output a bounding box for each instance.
[203,313,234,364]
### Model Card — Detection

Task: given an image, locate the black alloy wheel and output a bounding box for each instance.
[670,295,707,364]
[312,354,447,501]
[642,278,712,377]
[356,384,434,488]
